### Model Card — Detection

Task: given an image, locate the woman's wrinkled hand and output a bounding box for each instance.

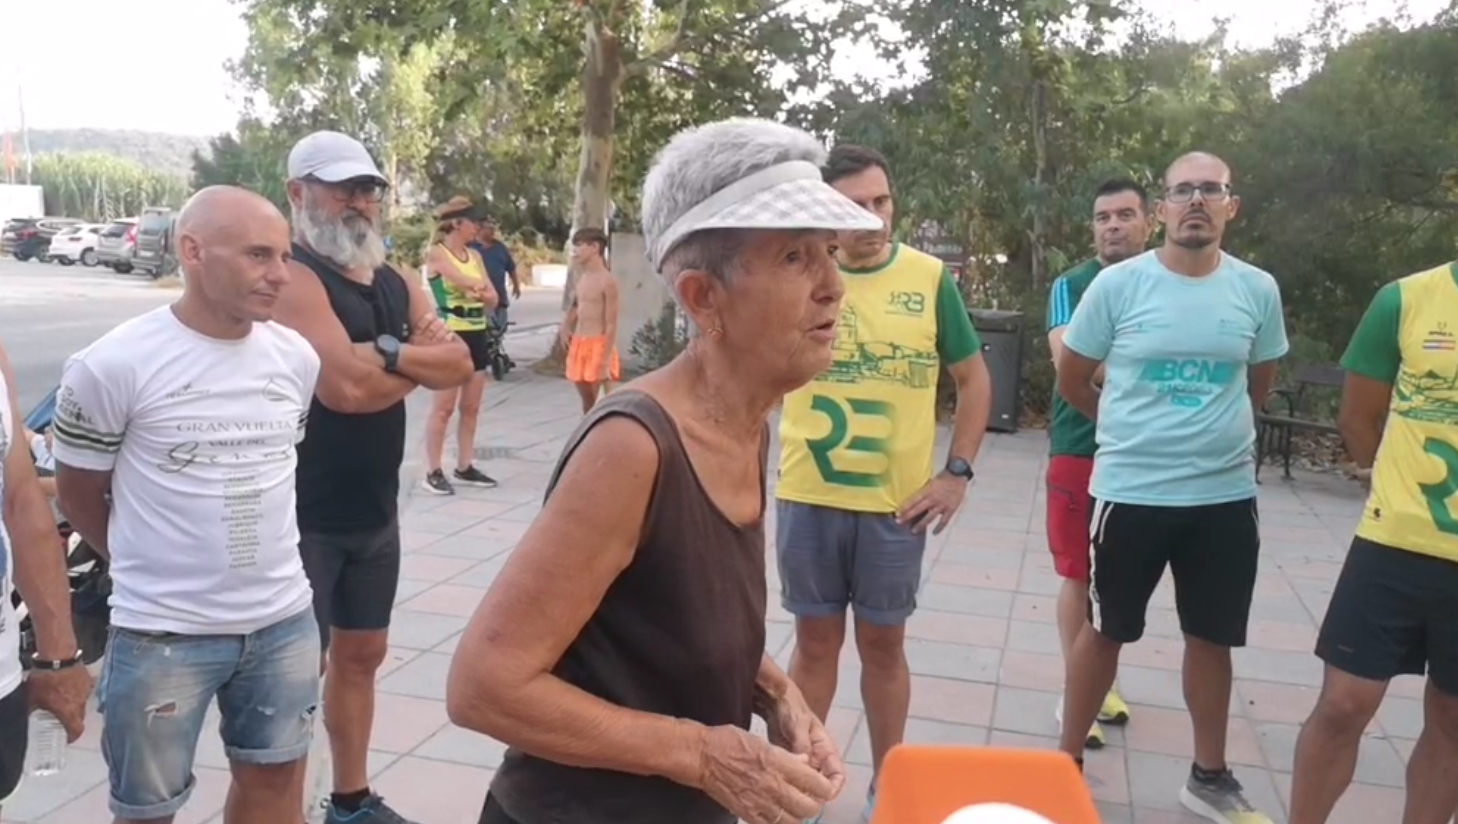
[766,686,846,801]
[697,724,835,824]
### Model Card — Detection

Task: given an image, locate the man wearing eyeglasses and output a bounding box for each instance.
[273,131,474,824]
[1055,152,1288,824]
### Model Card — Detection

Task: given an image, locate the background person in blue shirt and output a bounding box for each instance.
[1055,152,1289,824]
[470,220,521,360]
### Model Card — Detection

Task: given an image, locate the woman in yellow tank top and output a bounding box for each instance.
[422,196,501,494]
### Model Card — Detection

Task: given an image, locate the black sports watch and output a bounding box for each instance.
[374,334,402,373]
[945,457,975,481]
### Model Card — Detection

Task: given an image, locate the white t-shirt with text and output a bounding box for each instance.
[52,306,321,635]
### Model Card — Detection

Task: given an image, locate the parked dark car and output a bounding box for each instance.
[1,217,83,262]
[131,207,176,277]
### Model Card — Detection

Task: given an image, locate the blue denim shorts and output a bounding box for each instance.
[775,500,928,626]
[98,608,321,820]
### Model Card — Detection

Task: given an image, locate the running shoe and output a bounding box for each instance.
[1179,767,1274,824]
[1098,687,1132,725]
[325,794,420,824]
[421,469,454,496]
[452,465,498,488]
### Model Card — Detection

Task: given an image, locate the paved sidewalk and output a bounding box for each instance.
[7,370,1414,824]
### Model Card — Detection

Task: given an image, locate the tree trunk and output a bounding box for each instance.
[1028,76,1049,292]
[561,16,625,313]
[385,147,400,223]
[541,14,626,368]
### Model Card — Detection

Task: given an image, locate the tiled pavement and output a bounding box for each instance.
[6,371,1418,824]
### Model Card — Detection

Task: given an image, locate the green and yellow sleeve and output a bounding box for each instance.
[934,268,982,364]
[1340,282,1402,384]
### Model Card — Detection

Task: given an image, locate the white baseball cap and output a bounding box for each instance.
[287,131,389,184]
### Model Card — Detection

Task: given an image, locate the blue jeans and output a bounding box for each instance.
[98,608,321,819]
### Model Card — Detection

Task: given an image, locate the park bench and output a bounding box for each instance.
[1256,363,1345,481]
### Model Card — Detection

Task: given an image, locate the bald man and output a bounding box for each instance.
[54,186,323,824]
[1054,153,1288,823]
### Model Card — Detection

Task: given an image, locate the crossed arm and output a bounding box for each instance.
[427,246,499,309]
[273,262,474,415]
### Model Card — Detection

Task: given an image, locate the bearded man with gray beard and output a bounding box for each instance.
[272,131,474,824]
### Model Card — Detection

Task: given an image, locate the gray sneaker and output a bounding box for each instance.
[325,794,419,824]
[1178,768,1273,823]
[420,469,454,496]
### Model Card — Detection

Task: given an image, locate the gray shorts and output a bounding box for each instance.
[775,500,927,626]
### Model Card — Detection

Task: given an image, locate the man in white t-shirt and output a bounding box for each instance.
[54,186,322,824]
[0,339,94,815]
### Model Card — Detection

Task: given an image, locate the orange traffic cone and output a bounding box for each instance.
[867,746,1100,824]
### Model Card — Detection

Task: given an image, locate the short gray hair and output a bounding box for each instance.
[641,118,828,284]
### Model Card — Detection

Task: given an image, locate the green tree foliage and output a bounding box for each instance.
[207,0,1458,407]
[228,0,851,237]
[1229,21,1458,352]
[838,0,1458,413]
[190,120,294,210]
[32,153,188,221]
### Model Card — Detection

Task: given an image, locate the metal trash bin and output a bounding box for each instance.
[970,309,1025,433]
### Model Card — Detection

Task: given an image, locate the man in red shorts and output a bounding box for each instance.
[1046,178,1153,748]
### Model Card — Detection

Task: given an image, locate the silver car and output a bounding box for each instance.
[95,219,138,273]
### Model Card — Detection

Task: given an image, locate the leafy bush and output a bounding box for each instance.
[628,303,689,372]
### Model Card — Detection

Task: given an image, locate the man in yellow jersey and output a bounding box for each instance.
[1289,261,1458,824]
[777,143,993,821]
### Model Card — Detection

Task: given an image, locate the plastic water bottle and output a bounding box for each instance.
[26,710,66,776]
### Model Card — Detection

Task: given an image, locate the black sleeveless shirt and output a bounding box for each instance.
[484,390,769,824]
[291,243,412,533]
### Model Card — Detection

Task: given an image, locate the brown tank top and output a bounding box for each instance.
[486,390,769,824]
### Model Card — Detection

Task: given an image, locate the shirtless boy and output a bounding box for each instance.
[560,227,620,413]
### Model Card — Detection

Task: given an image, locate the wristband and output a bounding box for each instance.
[31,651,85,671]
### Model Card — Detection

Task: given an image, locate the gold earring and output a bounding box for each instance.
[708,325,723,339]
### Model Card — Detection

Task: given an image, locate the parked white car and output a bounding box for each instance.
[47,224,105,267]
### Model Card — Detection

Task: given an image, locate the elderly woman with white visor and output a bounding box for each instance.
[446,118,884,824]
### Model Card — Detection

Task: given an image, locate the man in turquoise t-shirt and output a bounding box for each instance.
[1046,178,1153,751]
[1056,152,1289,824]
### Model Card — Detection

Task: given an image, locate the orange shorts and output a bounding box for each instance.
[565,335,620,383]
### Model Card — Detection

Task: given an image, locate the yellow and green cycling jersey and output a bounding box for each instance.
[777,243,982,514]
[1342,262,1458,562]
[430,244,489,332]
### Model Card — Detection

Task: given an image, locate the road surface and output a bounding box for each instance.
[0,258,565,414]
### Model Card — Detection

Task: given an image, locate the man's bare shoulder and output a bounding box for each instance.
[273,260,337,335]
[282,259,324,295]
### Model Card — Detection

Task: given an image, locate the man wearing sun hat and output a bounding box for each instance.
[272,129,473,824]
[775,143,994,821]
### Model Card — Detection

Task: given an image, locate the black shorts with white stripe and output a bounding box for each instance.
[1086,497,1260,646]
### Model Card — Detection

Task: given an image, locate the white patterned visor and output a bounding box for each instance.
[648,160,884,271]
